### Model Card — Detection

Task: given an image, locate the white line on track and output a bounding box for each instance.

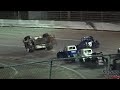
[60,66,87,79]
[0,61,87,79]
[0,63,18,79]
[53,64,87,79]
[34,62,87,79]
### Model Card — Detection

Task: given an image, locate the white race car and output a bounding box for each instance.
[33,36,47,49]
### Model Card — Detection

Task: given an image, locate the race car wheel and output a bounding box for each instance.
[79,59,84,63]
[26,48,29,52]
[57,52,64,58]
[85,58,91,63]
[46,45,53,50]
[29,48,34,53]
[95,40,100,48]
[71,59,75,63]
[26,47,34,53]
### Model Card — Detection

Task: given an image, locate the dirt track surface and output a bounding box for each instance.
[0,27,120,79]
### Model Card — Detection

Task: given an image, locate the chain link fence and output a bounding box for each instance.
[1,54,120,79]
[46,11,120,22]
[29,11,120,22]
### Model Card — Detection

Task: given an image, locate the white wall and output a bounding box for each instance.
[0,19,120,31]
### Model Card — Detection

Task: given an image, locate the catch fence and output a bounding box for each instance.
[0,54,120,79]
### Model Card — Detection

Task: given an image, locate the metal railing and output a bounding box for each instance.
[1,11,120,22]
[40,11,120,22]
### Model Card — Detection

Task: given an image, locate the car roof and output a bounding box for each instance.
[67,45,76,48]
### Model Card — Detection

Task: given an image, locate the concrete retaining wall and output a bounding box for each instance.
[0,19,93,29]
[0,19,120,31]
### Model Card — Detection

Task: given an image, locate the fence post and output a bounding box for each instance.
[49,60,53,79]
[107,55,111,79]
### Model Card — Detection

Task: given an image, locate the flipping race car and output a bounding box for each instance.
[23,33,57,52]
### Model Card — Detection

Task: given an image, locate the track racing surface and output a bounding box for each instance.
[0,27,120,79]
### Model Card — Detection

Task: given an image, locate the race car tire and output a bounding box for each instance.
[28,48,34,53]
[57,52,64,58]
[46,45,53,50]
[71,59,75,63]
[95,40,100,48]
[79,58,84,63]
[85,58,91,62]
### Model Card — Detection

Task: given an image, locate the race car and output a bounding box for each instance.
[57,45,78,62]
[33,36,47,50]
[76,36,100,50]
[57,45,105,65]
[23,33,56,52]
[33,33,56,50]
